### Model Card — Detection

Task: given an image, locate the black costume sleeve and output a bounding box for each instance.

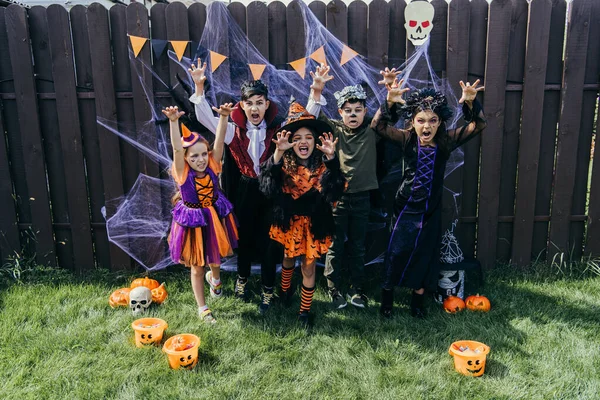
[258,156,283,199]
[319,155,346,204]
[371,102,411,149]
[450,99,487,149]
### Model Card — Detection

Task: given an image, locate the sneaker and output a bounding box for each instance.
[297,311,311,329]
[328,288,347,309]
[234,277,248,301]
[347,288,368,308]
[259,288,274,315]
[205,270,223,298]
[199,308,217,324]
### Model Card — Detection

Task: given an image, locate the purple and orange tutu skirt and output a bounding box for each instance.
[168,196,238,267]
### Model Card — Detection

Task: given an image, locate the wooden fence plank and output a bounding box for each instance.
[0,8,25,260]
[326,0,347,44]
[571,0,600,259]
[429,0,447,77]
[532,0,566,260]
[584,0,600,256]
[127,3,159,179]
[87,3,130,270]
[367,0,389,71]
[229,2,247,35]
[511,0,553,266]
[110,5,138,193]
[286,1,305,63]
[497,0,528,262]
[347,1,367,59]
[228,2,249,84]
[268,2,287,71]
[548,0,592,258]
[477,0,512,268]
[71,4,110,270]
[443,0,470,241]
[6,5,56,267]
[247,1,269,60]
[151,4,170,92]
[188,2,206,58]
[0,104,19,261]
[28,6,73,269]
[459,0,488,258]
[388,0,405,68]
[309,1,326,26]
[47,4,94,273]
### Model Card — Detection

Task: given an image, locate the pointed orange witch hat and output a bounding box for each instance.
[278,101,331,135]
[181,123,201,148]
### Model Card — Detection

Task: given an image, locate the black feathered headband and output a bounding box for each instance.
[399,88,453,122]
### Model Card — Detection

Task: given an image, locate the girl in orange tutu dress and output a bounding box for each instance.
[259,102,346,327]
[163,104,239,324]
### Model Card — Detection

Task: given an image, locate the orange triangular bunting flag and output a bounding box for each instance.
[340,44,359,66]
[310,46,327,65]
[170,40,189,62]
[248,64,267,80]
[129,35,148,58]
[289,57,307,79]
[210,50,228,73]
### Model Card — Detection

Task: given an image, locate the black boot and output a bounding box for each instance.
[380,288,394,318]
[411,291,426,318]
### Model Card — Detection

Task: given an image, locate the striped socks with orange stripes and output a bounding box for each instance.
[299,284,315,314]
[280,266,294,293]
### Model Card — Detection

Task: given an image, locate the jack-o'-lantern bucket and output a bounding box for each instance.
[163,334,200,370]
[448,340,490,377]
[131,318,168,348]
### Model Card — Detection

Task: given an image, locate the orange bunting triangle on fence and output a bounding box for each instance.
[310,46,327,65]
[289,57,307,79]
[210,50,228,73]
[248,64,267,80]
[170,41,189,62]
[129,35,148,58]
[340,44,359,66]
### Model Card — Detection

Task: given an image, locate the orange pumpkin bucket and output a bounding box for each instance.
[131,318,168,348]
[448,340,490,377]
[163,334,200,370]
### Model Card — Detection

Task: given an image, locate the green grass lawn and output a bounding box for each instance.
[0,265,598,399]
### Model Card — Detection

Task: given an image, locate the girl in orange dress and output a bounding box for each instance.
[163,104,239,324]
[259,102,346,327]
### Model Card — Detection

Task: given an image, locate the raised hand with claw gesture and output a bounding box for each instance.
[316,132,338,160]
[458,79,484,106]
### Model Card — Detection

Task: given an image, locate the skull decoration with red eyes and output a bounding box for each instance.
[404,1,435,46]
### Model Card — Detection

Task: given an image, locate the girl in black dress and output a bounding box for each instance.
[373,79,486,318]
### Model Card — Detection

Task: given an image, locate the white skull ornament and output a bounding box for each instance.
[405,1,435,46]
[129,286,152,315]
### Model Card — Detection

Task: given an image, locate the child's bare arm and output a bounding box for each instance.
[211,103,236,163]
[189,58,207,97]
[162,106,186,177]
[309,63,334,103]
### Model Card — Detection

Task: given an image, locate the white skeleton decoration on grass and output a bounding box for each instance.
[129,286,152,315]
[405,0,435,46]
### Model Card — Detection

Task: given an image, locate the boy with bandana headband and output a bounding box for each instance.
[188,59,282,314]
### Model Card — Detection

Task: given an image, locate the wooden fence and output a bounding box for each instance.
[0,0,599,273]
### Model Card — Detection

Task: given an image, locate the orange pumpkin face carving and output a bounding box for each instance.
[465,294,491,312]
[443,296,466,314]
[151,283,168,304]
